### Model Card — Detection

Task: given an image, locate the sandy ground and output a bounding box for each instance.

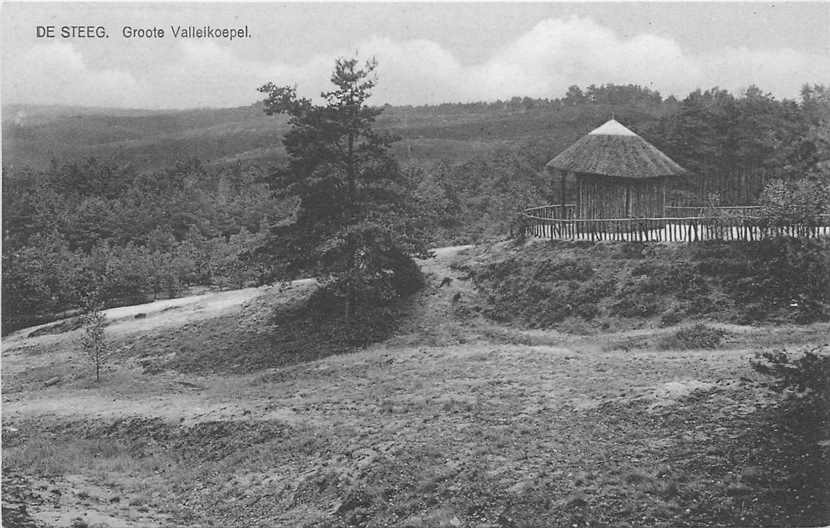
[2,246,828,527]
[4,280,317,347]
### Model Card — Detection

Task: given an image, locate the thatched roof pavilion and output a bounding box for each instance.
[546,119,686,219]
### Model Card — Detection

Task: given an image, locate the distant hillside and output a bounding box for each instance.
[2,100,667,172]
[2,103,287,171]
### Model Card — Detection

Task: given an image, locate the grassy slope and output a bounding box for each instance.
[2,245,829,528]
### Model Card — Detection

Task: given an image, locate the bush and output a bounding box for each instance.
[610,295,659,318]
[526,297,571,327]
[691,239,830,323]
[630,261,659,276]
[685,295,719,315]
[760,178,830,227]
[574,303,600,320]
[751,348,830,404]
[474,260,515,283]
[748,346,830,523]
[277,237,424,348]
[734,239,830,323]
[659,308,684,327]
[629,261,709,299]
[614,242,648,259]
[658,324,726,350]
[511,214,530,243]
[733,303,769,325]
[577,279,617,302]
[533,259,594,282]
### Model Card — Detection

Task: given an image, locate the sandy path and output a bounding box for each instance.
[3,279,319,349]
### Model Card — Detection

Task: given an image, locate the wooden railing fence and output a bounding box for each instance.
[521,209,830,243]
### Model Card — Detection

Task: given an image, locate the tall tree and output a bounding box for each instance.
[799,84,830,177]
[257,57,424,319]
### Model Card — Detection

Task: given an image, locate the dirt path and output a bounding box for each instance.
[4,288,263,346]
[397,245,477,330]
[3,282,318,348]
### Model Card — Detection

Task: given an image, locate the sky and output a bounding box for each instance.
[2,2,829,109]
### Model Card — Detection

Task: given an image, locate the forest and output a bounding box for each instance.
[2,82,829,333]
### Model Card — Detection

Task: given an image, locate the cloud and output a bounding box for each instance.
[458,17,700,101]
[4,17,829,109]
[356,17,829,104]
[700,47,830,98]
[3,42,145,107]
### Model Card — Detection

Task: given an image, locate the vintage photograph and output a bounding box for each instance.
[2,2,829,527]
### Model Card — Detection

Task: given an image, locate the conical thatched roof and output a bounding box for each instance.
[546,119,686,179]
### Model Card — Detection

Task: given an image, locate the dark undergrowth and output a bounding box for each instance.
[457,238,830,332]
[745,348,830,526]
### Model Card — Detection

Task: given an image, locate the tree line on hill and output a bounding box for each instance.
[388,83,673,115]
[1,159,277,332]
[643,84,830,200]
[2,80,828,333]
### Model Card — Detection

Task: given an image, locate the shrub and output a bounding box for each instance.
[760,178,830,227]
[475,260,516,283]
[630,261,660,276]
[733,303,768,325]
[70,518,90,528]
[685,295,719,315]
[532,259,594,282]
[511,214,530,243]
[276,243,424,349]
[574,303,600,320]
[610,295,659,318]
[750,347,830,457]
[748,346,830,523]
[658,323,726,350]
[659,308,684,327]
[577,279,617,302]
[735,239,830,322]
[531,297,573,326]
[630,261,709,298]
[751,348,830,403]
[523,283,555,303]
[691,239,830,323]
[694,257,747,278]
[614,242,648,259]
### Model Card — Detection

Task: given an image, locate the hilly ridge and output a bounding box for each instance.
[2,101,663,171]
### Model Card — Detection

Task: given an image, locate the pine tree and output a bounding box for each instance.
[257,57,425,320]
